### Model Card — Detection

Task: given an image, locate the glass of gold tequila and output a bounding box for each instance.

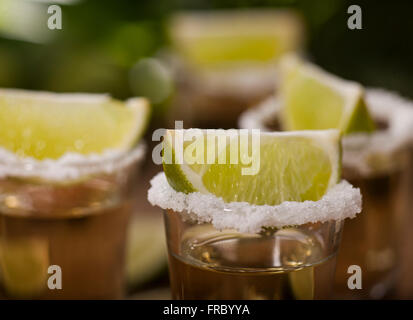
[239,88,413,298]
[164,210,342,300]
[334,89,413,299]
[0,89,149,299]
[148,136,362,301]
[165,9,305,128]
[0,145,145,299]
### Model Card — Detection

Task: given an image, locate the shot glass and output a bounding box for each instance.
[238,88,413,299]
[164,211,342,300]
[334,163,409,299]
[165,9,305,128]
[0,145,145,299]
[148,173,361,300]
[334,90,413,299]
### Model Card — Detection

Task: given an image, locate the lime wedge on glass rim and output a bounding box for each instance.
[0,89,150,160]
[163,129,341,206]
[279,55,375,135]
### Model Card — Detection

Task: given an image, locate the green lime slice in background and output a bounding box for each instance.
[126,217,167,288]
[0,238,49,298]
[279,55,376,135]
[289,267,315,300]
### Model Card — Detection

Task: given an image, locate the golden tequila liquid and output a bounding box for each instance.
[0,203,131,299]
[165,211,342,300]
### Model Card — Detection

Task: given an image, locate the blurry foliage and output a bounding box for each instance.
[0,0,412,104]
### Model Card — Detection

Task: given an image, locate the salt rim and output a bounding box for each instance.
[238,88,413,176]
[0,143,146,181]
[148,172,362,234]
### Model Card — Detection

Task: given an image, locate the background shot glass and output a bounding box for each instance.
[333,90,413,299]
[0,146,144,299]
[334,147,411,299]
[164,9,305,129]
[238,89,413,299]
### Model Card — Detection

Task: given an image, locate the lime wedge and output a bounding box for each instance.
[126,217,167,288]
[163,129,341,205]
[289,267,314,300]
[169,10,304,68]
[0,89,150,159]
[279,55,375,135]
[0,239,49,298]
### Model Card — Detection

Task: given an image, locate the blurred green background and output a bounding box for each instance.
[0,0,412,117]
